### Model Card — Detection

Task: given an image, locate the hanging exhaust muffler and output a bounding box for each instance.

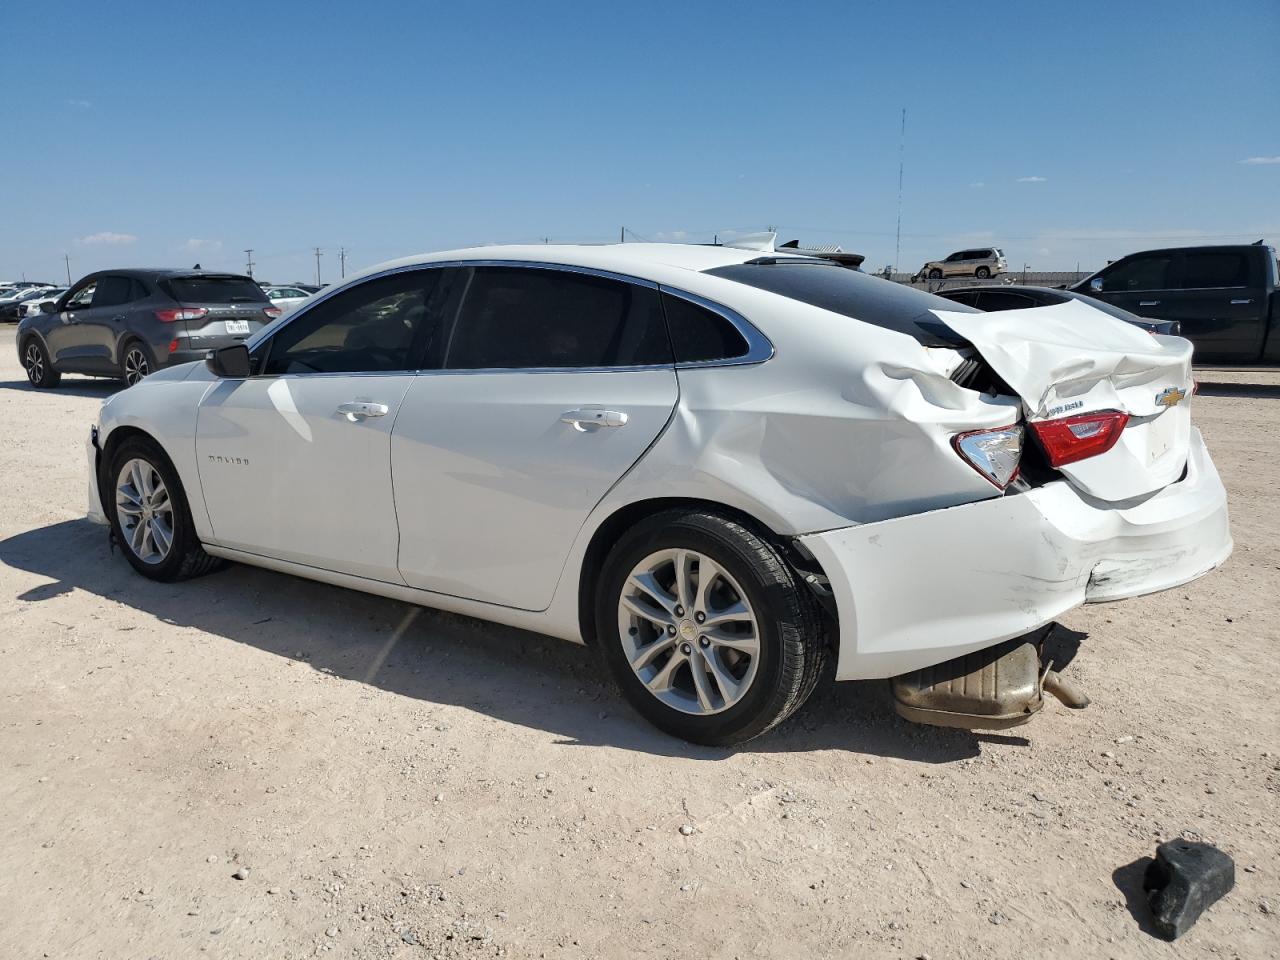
[891,625,1090,730]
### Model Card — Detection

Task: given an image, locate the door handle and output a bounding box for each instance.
[1138,300,1160,307]
[111,315,126,323]
[336,401,389,421]
[560,408,628,431]
[1230,298,1253,305]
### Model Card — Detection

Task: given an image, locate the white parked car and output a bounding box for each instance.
[264,285,312,313]
[81,242,1231,744]
[19,287,67,317]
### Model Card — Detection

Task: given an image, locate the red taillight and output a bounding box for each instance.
[263,306,282,318]
[1029,410,1129,468]
[154,307,209,323]
[168,339,179,354]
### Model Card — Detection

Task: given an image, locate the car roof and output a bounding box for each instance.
[78,268,256,282]
[361,242,817,283]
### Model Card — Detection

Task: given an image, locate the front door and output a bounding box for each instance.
[46,278,103,368]
[392,265,679,610]
[195,267,447,582]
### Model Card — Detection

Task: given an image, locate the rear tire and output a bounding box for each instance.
[107,435,226,582]
[595,509,826,746]
[120,339,154,387]
[23,338,61,389]
[976,266,991,279]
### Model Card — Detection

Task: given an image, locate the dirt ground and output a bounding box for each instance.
[1,327,1277,960]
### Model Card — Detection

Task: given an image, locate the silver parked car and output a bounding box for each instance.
[915,247,1007,281]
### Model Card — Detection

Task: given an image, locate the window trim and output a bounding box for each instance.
[248,259,773,375]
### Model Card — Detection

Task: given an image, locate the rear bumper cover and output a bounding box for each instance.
[801,427,1231,680]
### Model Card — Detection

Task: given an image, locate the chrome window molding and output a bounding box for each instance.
[246,258,773,375]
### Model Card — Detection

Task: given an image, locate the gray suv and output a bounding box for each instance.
[18,269,280,389]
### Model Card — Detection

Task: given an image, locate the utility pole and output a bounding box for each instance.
[63,254,72,285]
[894,107,906,278]
[339,247,348,278]
[313,247,323,286]
[620,226,625,243]
[244,248,255,278]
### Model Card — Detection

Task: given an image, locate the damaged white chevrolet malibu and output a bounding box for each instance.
[81,240,1232,745]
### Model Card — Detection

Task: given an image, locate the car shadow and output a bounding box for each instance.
[0,518,1022,762]
[1194,381,1280,399]
[1113,857,1160,938]
[0,377,122,398]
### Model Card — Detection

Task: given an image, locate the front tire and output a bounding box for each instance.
[107,435,225,582]
[23,338,61,389]
[927,268,943,280]
[595,510,826,746]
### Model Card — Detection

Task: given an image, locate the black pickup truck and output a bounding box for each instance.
[1070,243,1280,363]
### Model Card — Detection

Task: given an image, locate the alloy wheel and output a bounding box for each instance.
[115,458,174,564]
[124,348,150,386]
[24,343,43,384]
[617,548,761,716]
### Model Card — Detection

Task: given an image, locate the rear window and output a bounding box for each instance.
[704,259,975,346]
[163,275,268,304]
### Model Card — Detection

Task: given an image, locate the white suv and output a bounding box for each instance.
[916,247,1007,280]
[85,242,1230,744]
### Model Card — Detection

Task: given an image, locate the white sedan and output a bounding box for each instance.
[263,285,312,314]
[81,241,1231,744]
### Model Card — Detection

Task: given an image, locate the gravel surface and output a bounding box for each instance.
[1,329,1276,959]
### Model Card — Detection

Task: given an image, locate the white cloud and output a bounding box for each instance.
[183,238,223,254]
[968,181,985,188]
[65,98,92,109]
[79,231,137,245]
[1238,156,1280,165]
[1016,176,1047,183]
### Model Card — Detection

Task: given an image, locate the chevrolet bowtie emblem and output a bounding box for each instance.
[1155,386,1187,409]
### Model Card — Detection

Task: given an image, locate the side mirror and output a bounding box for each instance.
[206,343,250,378]
[1089,277,1104,293]
[40,301,56,314]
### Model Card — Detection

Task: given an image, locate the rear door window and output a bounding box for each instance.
[445,267,671,369]
[91,275,134,308]
[165,276,268,304]
[1178,252,1251,289]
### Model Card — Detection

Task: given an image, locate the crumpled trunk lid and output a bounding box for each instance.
[935,299,1194,502]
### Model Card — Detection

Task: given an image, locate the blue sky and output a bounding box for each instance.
[2,0,1276,284]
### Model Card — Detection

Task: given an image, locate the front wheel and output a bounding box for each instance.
[107,436,226,581]
[23,338,61,389]
[927,268,943,280]
[595,510,826,745]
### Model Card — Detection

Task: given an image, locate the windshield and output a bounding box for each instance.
[163,275,268,304]
[704,259,975,347]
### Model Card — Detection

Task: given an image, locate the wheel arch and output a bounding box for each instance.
[96,425,174,518]
[575,496,838,655]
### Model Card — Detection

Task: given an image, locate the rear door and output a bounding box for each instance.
[1160,249,1263,362]
[196,267,448,582]
[392,264,679,610]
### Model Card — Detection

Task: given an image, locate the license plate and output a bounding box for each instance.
[225,319,250,335]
